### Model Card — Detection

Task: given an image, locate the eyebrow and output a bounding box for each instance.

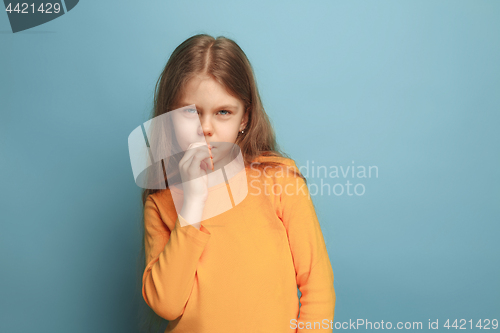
[180,103,239,110]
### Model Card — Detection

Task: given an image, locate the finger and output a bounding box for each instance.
[188,142,209,150]
[200,159,209,172]
[179,149,196,170]
[180,143,207,168]
[180,146,210,175]
[202,156,213,171]
[187,150,211,175]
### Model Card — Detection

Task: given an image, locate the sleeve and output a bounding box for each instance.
[142,195,211,320]
[278,162,336,332]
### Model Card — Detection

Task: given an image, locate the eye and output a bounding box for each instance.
[182,108,199,117]
[218,110,232,116]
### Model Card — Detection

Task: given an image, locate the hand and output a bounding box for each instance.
[178,142,211,203]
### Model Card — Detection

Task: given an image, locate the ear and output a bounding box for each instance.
[240,111,249,131]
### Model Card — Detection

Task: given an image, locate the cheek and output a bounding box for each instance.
[173,128,189,151]
[173,118,200,150]
[222,124,240,140]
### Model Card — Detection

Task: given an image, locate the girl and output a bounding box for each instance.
[138,34,335,333]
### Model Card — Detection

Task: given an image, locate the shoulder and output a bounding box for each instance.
[249,155,303,182]
[251,154,298,169]
[148,189,175,210]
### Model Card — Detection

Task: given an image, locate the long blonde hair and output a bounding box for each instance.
[136,33,305,332]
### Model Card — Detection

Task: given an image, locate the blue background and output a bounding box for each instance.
[1,1,498,332]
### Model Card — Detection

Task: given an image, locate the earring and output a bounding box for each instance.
[240,130,244,134]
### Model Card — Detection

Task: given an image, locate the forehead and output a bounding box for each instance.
[179,76,243,107]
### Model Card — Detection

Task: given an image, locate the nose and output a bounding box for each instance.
[198,114,213,137]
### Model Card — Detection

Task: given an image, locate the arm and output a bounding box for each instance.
[278,162,336,332]
[142,195,211,320]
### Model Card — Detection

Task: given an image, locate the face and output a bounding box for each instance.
[172,75,248,167]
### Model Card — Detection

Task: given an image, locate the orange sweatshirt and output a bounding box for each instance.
[142,155,335,332]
